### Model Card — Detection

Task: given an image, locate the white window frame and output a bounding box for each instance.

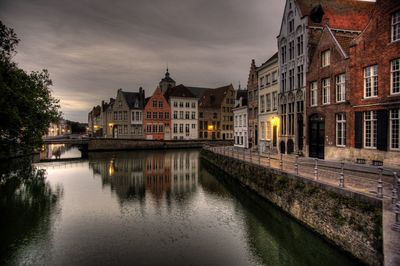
[392,11,400,42]
[310,82,317,106]
[390,109,400,150]
[391,58,400,95]
[322,78,330,105]
[336,113,346,147]
[364,111,377,149]
[321,50,330,67]
[335,74,346,103]
[364,65,378,98]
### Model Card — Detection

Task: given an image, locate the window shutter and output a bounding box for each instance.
[354,112,362,149]
[377,109,388,151]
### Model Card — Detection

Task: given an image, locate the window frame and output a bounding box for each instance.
[322,79,330,105]
[336,113,346,147]
[335,73,346,103]
[391,58,400,95]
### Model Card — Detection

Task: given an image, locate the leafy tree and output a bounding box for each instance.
[66,120,87,134]
[0,21,60,156]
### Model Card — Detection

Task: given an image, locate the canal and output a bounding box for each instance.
[0,148,362,265]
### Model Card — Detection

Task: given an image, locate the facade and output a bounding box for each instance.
[196,85,235,140]
[47,118,71,137]
[233,89,249,148]
[246,59,258,148]
[165,85,199,140]
[143,87,171,140]
[108,88,145,139]
[347,0,400,165]
[257,53,280,154]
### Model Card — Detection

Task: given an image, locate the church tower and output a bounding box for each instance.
[159,68,176,94]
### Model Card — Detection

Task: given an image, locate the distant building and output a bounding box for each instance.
[257,53,280,154]
[193,85,235,140]
[143,87,171,140]
[108,88,145,139]
[246,59,258,148]
[233,89,249,148]
[164,84,199,140]
[47,118,71,137]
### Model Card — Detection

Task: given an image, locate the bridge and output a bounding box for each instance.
[43,137,90,158]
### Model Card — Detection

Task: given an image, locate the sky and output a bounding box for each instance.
[0,0,285,122]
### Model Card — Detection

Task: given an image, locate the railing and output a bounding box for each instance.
[203,145,400,232]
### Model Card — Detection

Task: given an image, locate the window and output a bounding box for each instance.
[147,124,152,133]
[159,112,163,119]
[192,123,196,129]
[260,95,265,113]
[289,41,294,60]
[147,112,151,119]
[153,112,157,119]
[281,45,286,64]
[266,121,271,140]
[179,102,183,108]
[266,74,270,85]
[114,111,118,120]
[173,101,178,107]
[260,77,264,87]
[390,109,400,150]
[297,65,303,89]
[364,111,377,148]
[288,13,294,33]
[159,101,163,108]
[261,122,265,139]
[173,111,178,119]
[391,58,400,94]
[165,112,169,119]
[392,11,400,42]
[153,100,157,107]
[185,102,189,108]
[272,92,278,111]
[123,111,128,120]
[173,124,177,133]
[159,124,164,133]
[266,94,271,112]
[364,65,378,98]
[153,124,157,133]
[191,102,196,108]
[281,72,286,92]
[185,111,190,119]
[336,114,346,147]
[179,124,183,133]
[185,124,190,133]
[336,74,346,102]
[272,71,277,83]
[297,35,303,56]
[322,78,330,105]
[191,112,196,119]
[179,111,184,119]
[119,111,122,120]
[124,125,128,134]
[289,69,294,90]
[321,50,330,67]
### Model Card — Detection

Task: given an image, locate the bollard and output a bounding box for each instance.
[258,151,261,166]
[377,167,383,198]
[279,153,283,170]
[268,150,271,168]
[314,158,318,180]
[250,149,252,163]
[392,172,398,205]
[339,162,344,188]
[295,155,299,176]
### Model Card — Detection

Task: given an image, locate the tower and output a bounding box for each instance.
[159,68,176,95]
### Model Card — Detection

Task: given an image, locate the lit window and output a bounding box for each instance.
[391,58,400,94]
[390,109,400,150]
[392,11,400,42]
[336,113,346,147]
[364,111,377,148]
[322,79,330,105]
[321,50,330,67]
[364,65,378,98]
[310,82,317,106]
[335,74,346,102]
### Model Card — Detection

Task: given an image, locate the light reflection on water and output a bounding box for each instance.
[1,149,361,265]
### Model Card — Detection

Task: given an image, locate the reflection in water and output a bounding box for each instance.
[0,157,61,265]
[1,150,360,265]
[40,144,81,160]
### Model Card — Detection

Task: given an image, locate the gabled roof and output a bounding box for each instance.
[257,52,279,72]
[199,84,234,108]
[297,0,374,31]
[121,89,145,109]
[164,84,196,100]
[187,86,211,98]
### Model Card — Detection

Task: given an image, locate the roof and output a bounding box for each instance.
[257,52,279,72]
[297,0,375,31]
[122,89,145,109]
[199,84,233,108]
[160,68,175,83]
[236,89,247,100]
[186,87,211,98]
[164,84,196,100]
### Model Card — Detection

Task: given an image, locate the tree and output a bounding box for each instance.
[0,21,60,157]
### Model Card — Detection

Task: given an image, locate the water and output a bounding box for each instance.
[0,149,361,265]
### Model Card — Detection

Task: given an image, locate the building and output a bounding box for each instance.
[257,53,280,154]
[233,89,249,148]
[88,105,102,137]
[246,59,258,148]
[347,0,400,165]
[159,68,176,95]
[195,85,235,140]
[143,87,171,140]
[108,88,145,139]
[47,118,71,137]
[164,84,199,140]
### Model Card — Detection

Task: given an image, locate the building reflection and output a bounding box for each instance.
[88,150,199,203]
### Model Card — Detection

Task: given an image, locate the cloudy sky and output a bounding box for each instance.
[0,0,285,122]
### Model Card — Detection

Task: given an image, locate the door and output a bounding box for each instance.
[309,114,324,159]
[273,126,277,147]
[297,114,304,151]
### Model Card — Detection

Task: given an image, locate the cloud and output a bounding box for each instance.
[0,0,285,122]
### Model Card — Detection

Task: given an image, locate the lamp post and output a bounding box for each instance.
[314,158,318,180]
[339,162,344,188]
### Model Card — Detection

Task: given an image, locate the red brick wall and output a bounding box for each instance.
[144,87,171,140]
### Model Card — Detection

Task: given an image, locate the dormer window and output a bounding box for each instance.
[321,50,330,67]
[392,11,400,42]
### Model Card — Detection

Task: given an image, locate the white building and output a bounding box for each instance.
[277,0,307,154]
[257,53,280,154]
[233,90,249,148]
[164,85,199,140]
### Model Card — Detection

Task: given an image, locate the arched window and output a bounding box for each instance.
[288,12,294,33]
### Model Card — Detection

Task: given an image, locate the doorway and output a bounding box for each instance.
[309,114,325,159]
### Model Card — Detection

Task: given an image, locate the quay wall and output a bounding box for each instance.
[88,139,233,151]
[200,149,383,265]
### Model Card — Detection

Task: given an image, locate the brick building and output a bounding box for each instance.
[246,59,258,148]
[143,87,171,140]
[347,0,400,165]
